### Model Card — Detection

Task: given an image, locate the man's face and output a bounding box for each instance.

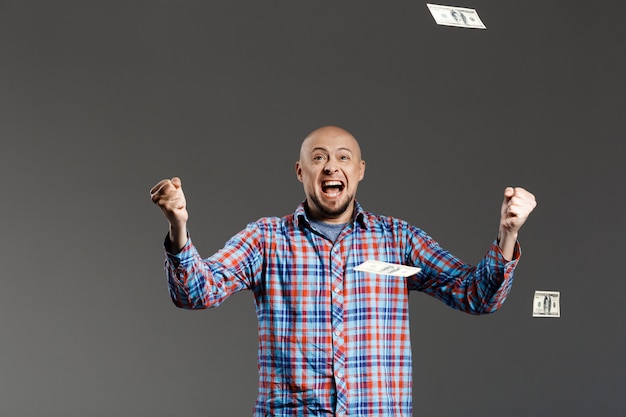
[295,126,366,224]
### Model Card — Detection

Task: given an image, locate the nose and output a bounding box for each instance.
[323,156,340,174]
[323,162,338,174]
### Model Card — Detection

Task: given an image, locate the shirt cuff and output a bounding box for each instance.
[492,238,521,268]
[164,232,194,267]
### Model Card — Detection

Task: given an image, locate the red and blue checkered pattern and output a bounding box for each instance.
[164,202,519,416]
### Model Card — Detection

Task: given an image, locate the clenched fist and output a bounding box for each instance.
[498,187,537,260]
[500,187,537,234]
[150,177,188,252]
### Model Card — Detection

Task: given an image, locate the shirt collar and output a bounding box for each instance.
[295,200,368,229]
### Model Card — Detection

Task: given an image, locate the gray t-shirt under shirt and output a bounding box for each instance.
[308,218,347,243]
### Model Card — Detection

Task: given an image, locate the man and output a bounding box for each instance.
[150,126,537,416]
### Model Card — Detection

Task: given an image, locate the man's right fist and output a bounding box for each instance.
[150,177,188,226]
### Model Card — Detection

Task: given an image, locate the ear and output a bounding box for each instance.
[295,161,303,183]
[358,160,366,181]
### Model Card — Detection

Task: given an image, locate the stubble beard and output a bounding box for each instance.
[309,192,355,220]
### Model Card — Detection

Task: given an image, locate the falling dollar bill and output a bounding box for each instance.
[426,3,486,29]
[532,290,561,318]
[354,260,421,277]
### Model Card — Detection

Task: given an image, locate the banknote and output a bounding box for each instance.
[354,260,421,277]
[426,3,486,29]
[532,290,561,317]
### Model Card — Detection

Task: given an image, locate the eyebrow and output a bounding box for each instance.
[310,146,354,154]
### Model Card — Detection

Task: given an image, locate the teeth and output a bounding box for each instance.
[323,181,343,187]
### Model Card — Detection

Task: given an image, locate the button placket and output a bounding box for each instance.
[330,241,348,414]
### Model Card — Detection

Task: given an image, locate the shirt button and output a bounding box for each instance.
[334,330,341,337]
[334,287,341,293]
[337,372,343,379]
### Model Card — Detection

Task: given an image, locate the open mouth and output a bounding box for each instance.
[321,180,345,197]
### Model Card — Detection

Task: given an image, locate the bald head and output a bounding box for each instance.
[299,126,363,161]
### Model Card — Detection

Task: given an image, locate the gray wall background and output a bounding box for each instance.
[1,1,624,416]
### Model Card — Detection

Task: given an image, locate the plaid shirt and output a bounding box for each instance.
[165,201,520,417]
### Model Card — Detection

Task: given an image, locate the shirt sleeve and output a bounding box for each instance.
[405,226,521,314]
[164,224,263,309]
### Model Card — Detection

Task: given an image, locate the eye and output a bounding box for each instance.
[339,154,351,161]
[312,154,326,162]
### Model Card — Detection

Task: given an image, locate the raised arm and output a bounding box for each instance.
[150,177,188,253]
